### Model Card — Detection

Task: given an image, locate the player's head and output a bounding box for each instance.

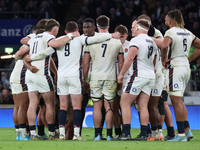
[45,19,60,37]
[65,21,78,34]
[115,24,128,44]
[83,18,95,36]
[131,20,137,37]
[36,29,45,35]
[32,26,38,34]
[36,19,48,30]
[165,9,185,29]
[136,14,151,24]
[135,19,150,35]
[96,15,109,30]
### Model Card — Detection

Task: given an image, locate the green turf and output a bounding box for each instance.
[0,128,199,150]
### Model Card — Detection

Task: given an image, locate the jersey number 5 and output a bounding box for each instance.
[102,44,107,57]
[183,38,187,52]
[65,43,70,56]
[148,46,153,59]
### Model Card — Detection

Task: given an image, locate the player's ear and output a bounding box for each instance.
[64,30,68,34]
[93,26,96,30]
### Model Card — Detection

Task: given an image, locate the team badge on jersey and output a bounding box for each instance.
[125,48,128,53]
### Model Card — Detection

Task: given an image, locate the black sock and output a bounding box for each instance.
[19,123,26,128]
[95,128,101,136]
[167,126,175,137]
[151,126,157,131]
[15,125,19,129]
[147,123,151,135]
[158,124,162,130]
[141,125,148,137]
[73,109,82,127]
[37,125,45,136]
[55,113,59,129]
[58,110,66,127]
[122,124,130,136]
[184,121,190,129]
[29,125,36,131]
[177,121,184,134]
[48,124,55,132]
[115,128,121,135]
[107,128,112,137]
[26,125,30,134]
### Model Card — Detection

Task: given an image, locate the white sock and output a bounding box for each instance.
[20,128,27,138]
[74,127,80,137]
[158,129,163,137]
[16,129,21,137]
[178,133,185,137]
[59,127,65,136]
[30,130,37,136]
[152,130,157,138]
[49,131,55,136]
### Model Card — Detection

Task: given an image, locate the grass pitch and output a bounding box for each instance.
[0,128,199,150]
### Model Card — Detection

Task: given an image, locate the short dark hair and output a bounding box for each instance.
[96,15,109,29]
[115,25,128,34]
[36,29,45,35]
[83,18,95,24]
[45,19,60,32]
[137,19,150,31]
[65,21,78,32]
[36,19,48,30]
[136,14,151,24]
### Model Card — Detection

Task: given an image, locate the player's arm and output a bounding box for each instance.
[161,37,172,69]
[48,31,80,48]
[23,55,39,73]
[192,37,200,49]
[151,37,163,49]
[188,48,200,63]
[85,32,120,45]
[50,58,57,83]
[118,46,138,83]
[117,53,124,74]
[15,45,30,60]
[20,37,30,45]
[83,51,91,93]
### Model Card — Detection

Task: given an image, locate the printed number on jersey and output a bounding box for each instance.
[32,41,38,54]
[65,43,70,56]
[148,46,153,59]
[183,38,187,52]
[102,44,107,57]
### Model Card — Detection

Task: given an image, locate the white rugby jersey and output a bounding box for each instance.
[155,48,162,74]
[85,35,124,81]
[164,27,196,67]
[129,34,157,79]
[116,40,130,78]
[56,32,112,78]
[27,33,36,39]
[10,60,27,86]
[153,28,163,39]
[27,32,55,75]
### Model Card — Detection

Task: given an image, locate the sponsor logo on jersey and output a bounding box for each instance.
[154,89,158,94]
[174,83,179,89]
[132,88,137,93]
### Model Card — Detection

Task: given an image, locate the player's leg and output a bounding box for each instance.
[65,105,74,140]
[58,95,70,140]
[27,91,40,139]
[12,94,20,140]
[113,95,122,138]
[148,96,160,141]
[71,94,86,140]
[41,91,56,138]
[18,92,29,140]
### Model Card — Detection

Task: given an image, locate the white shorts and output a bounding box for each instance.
[10,83,28,94]
[151,73,164,97]
[166,66,190,97]
[57,76,82,95]
[26,74,54,93]
[90,80,117,101]
[123,76,155,96]
[117,77,128,96]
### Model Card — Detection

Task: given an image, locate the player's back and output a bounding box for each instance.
[86,38,123,81]
[164,27,195,67]
[56,36,83,77]
[129,34,157,79]
[28,32,55,75]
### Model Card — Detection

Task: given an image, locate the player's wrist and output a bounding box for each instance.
[83,77,88,83]
[67,33,74,40]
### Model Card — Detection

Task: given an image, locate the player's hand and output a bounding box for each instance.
[162,58,173,69]
[118,74,123,84]
[72,31,80,37]
[111,32,120,39]
[24,54,32,62]
[30,66,39,73]
[117,83,122,90]
[1,72,5,76]
[84,82,90,93]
